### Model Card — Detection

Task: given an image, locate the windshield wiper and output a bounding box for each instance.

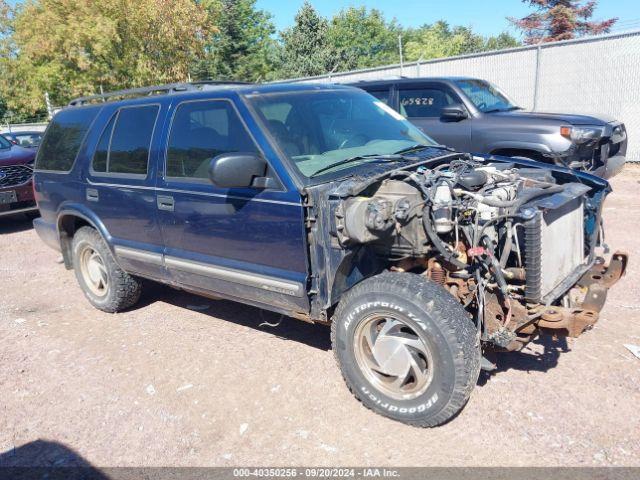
[394,144,452,155]
[308,154,404,178]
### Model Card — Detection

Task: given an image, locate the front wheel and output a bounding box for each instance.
[331,272,480,427]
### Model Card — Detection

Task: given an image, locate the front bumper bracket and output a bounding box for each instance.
[536,251,629,337]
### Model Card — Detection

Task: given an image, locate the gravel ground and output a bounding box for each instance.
[1,167,639,468]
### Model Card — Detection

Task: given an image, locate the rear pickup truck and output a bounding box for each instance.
[354,77,627,179]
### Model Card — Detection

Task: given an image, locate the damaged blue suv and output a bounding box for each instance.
[34,82,627,427]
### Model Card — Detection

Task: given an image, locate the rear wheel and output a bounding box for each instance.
[331,272,480,427]
[72,226,142,313]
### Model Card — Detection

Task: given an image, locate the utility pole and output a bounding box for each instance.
[398,34,404,76]
[328,65,338,83]
[44,92,53,120]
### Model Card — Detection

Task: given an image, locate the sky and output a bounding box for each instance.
[255,0,640,38]
[5,0,639,39]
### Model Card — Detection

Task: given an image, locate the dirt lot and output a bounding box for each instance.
[1,168,639,468]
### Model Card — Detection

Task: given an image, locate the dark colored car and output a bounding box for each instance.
[353,77,627,178]
[33,82,626,427]
[2,130,44,149]
[0,134,38,218]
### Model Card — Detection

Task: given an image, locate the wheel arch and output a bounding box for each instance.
[56,205,115,270]
[490,147,548,162]
[328,247,386,311]
[488,141,554,164]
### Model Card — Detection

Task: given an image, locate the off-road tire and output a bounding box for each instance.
[331,271,480,427]
[72,226,142,313]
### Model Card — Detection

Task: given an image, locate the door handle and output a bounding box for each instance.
[86,188,99,202]
[157,195,175,212]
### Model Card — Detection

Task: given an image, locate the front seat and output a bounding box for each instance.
[267,120,301,157]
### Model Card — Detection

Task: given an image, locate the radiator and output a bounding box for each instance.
[524,196,586,303]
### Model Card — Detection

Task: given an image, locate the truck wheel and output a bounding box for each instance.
[331,271,480,427]
[71,226,142,313]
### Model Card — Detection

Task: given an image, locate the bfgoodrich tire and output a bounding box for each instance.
[72,226,142,313]
[331,271,480,427]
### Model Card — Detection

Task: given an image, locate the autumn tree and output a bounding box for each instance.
[0,0,214,117]
[510,0,617,44]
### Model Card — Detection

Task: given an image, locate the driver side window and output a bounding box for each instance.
[166,100,258,179]
[399,87,457,118]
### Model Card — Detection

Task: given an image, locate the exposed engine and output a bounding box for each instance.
[334,158,627,352]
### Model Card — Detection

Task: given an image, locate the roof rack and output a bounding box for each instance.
[68,80,253,107]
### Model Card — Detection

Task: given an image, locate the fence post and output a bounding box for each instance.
[533,44,542,111]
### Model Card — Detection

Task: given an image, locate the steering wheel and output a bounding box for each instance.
[477,102,487,111]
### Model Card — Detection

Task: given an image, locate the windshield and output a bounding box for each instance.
[455,79,519,113]
[247,89,436,179]
[0,135,12,149]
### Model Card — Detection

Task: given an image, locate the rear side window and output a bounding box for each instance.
[399,88,457,118]
[36,107,99,171]
[92,105,159,176]
[166,100,257,179]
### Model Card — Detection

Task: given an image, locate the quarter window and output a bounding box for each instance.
[92,114,115,173]
[166,100,257,179]
[36,106,100,171]
[399,88,457,118]
[92,105,159,175]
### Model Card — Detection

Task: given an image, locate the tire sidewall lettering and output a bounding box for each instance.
[361,386,439,413]
[339,294,455,419]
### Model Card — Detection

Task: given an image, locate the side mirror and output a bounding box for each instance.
[208,153,273,189]
[441,104,468,121]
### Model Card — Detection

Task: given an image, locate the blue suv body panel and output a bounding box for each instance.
[33,84,334,317]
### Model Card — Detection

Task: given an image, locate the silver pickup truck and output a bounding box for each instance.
[354,77,627,179]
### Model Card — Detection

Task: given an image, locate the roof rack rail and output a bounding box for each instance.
[68,80,253,107]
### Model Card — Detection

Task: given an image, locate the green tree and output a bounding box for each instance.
[404,21,519,61]
[485,32,521,51]
[194,0,278,82]
[510,0,617,44]
[0,0,214,117]
[327,7,399,71]
[278,1,333,78]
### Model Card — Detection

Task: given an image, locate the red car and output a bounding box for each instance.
[0,134,38,218]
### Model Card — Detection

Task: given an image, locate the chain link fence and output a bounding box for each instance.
[285,30,640,162]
